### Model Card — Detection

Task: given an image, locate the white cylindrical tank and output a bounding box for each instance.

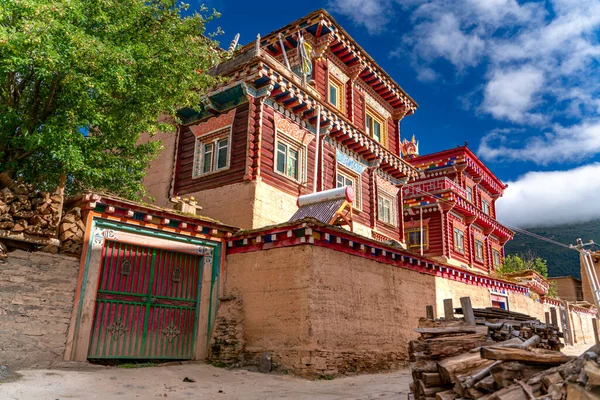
[297,186,355,207]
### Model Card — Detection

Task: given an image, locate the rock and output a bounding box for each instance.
[0,365,11,381]
[259,352,272,374]
[182,377,195,383]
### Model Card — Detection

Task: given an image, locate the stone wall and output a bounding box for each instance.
[208,295,245,366]
[0,250,79,369]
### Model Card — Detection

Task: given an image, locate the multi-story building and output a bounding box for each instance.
[402,145,514,273]
[144,9,512,274]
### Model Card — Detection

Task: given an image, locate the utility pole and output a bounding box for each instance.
[570,238,600,310]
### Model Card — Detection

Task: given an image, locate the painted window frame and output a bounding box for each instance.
[328,76,344,112]
[492,248,501,268]
[274,132,306,184]
[466,185,473,203]
[474,239,485,262]
[336,166,362,210]
[377,190,397,227]
[490,292,509,310]
[365,107,386,145]
[406,227,428,250]
[192,126,232,179]
[482,199,491,215]
[453,227,465,254]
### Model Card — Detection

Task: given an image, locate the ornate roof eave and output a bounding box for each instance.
[256,62,418,180]
[236,9,418,114]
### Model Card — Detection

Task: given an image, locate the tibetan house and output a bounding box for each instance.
[147,9,418,245]
[401,145,514,274]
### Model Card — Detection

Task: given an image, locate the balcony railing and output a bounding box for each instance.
[403,177,467,199]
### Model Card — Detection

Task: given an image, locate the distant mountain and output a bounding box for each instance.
[504,219,600,279]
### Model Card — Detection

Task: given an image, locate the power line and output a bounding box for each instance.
[405,186,574,251]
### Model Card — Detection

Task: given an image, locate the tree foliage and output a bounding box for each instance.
[0,0,223,198]
[496,251,549,278]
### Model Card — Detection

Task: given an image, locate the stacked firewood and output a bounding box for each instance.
[58,207,85,255]
[0,179,61,237]
[409,320,495,399]
[409,300,597,399]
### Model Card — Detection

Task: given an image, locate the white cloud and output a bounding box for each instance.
[328,0,392,35]
[478,120,600,164]
[497,163,600,228]
[481,66,546,124]
[409,13,486,70]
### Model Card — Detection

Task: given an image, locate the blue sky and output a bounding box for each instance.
[195,0,600,227]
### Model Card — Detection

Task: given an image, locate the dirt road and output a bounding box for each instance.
[1,363,412,400]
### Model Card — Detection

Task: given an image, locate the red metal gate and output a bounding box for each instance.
[88,240,202,359]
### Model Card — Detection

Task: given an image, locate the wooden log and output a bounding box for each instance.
[444,299,454,321]
[435,390,457,400]
[438,351,495,384]
[426,305,435,320]
[566,383,600,400]
[584,360,600,386]
[474,374,496,393]
[480,347,573,365]
[422,372,443,387]
[541,371,563,389]
[415,326,482,337]
[417,380,452,397]
[460,297,476,326]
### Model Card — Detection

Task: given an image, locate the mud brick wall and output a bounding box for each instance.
[0,250,79,369]
[225,245,437,377]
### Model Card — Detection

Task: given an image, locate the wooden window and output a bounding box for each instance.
[336,168,362,210]
[275,137,302,182]
[377,191,396,226]
[475,239,485,262]
[491,293,509,310]
[193,127,231,178]
[482,199,491,215]
[466,185,473,203]
[406,227,428,250]
[453,227,465,254]
[492,249,501,268]
[328,77,343,111]
[365,108,385,144]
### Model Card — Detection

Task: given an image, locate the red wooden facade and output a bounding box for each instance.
[402,146,513,273]
[165,9,512,273]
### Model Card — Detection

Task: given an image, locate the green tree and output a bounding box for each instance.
[496,252,549,278]
[0,0,223,198]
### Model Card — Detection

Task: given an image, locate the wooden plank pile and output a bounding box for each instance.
[455,307,564,351]
[408,298,597,399]
[0,178,62,238]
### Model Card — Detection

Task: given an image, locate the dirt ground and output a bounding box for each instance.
[0,362,413,400]
[1,344,593,400]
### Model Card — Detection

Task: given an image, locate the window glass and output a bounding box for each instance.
[377,193,394,225]
[202,143,213,174]
[276,142,287,174]
[216,138,228,169]
[453,227,465,253]
[329,83,338,107]
[467,186,473,202]
[493,249,501,267]
[365,115,372,137]
[482,199,490,215]
[373,120,381,142]
[406,228,427,248]
[475,240,484,261]
[288,148,299,180]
